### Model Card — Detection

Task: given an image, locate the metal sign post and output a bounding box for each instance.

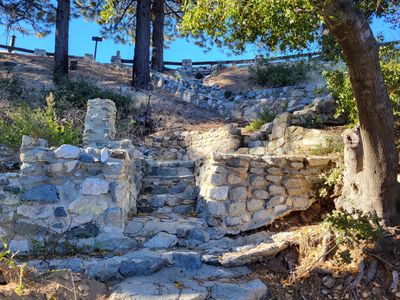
[92,36,103,62]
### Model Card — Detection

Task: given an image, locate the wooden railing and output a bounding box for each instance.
[1,39,399,67]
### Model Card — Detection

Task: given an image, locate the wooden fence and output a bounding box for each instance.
[1,40,399,67]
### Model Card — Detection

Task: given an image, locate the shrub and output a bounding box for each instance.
[309,136,344,156]
[324,209,381,263]
[244,107,276,132]
[0,93,81,149]
[324,45,400,125]
[249,60,309,87]
[315,162,344,200]
[50,78,135,117]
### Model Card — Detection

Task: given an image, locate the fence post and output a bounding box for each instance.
[8,35,16,53]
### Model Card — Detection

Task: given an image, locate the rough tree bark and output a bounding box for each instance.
[54,0,70,83]
[322,0,400,223]
[151,0,164,71]
[132,0,151,90]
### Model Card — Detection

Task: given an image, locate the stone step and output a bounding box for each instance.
[28,249,203,282]
[142,175,196,195]
[145,160,195,177]
[109,265,268,300]
[201,231,297,267]
[125,214,210,248]
[137,190,198,215]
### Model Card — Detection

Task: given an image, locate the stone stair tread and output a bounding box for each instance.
[125,213,207,239]
[201,231,298,267]
[109,265,268,300]
[142,174,196,180]
[139,192,197,200]
[147,160,196,167]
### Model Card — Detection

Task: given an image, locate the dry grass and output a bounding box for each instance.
[203,66,264,93]
[253,222,400,300]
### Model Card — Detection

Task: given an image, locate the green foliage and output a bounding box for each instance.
[181,0,396,54]
[249,60,309,87]
[315,162,344,200]
[50,78,135,117]
[0,243,27,296]
[324,45,400,125]
[0,94,81,149]
[309,137,344,156]
[181,0,321,54]
[324,209,382,263]
[244,108,276,132]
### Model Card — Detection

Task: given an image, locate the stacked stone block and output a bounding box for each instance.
[83,98,117,147]
[0,99,143,253]
[197,153,334,234]
[151,72,330,120]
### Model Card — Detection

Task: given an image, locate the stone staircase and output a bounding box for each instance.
[137,160,198,215]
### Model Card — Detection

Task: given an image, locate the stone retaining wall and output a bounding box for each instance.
[197,153,334,234]
[185,125,242,160]
[151,72,329,120]
[0,99,144,253]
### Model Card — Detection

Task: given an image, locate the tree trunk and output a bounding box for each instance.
[54,0,70,83]
[151,0,164,72]
[322,0,400,223]
[132,0,151,90]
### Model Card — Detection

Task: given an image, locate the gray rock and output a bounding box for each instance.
[54,206,67,217]
[210,279,268,300]
[209,186,229,201]
[54,144,81,159]
[81,178,109,195]
[79,153,96,163]
[21,184,59,203]
[9,239,30,254]
[169,251,202,270]
[119,255,165,277]
[66,223,100,239]
[143,232,177,249]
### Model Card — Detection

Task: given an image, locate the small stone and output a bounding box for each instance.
[68,195,108,215]
[246,199,265,211]
[229,186,247,201]
[54,145,81,159]
[225,216,242,226]
[323,276,336,289]
[170,251,202,270]
[81,178,109,195]
[100,148,109,163]
[9,239,30,254]
[268,185,286,196]
[253,189,269,200]
[227,202,246,216]
[253,210,272,222]
[209,186,229,201]
[64,160,79,173]
[54,207,68,217]
[77,283,90,295]
[79,154,95,163]
[21,184,59,203]
[143,232,177,249]
[207,200,226,216]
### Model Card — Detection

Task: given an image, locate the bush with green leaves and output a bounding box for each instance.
[324,209,381,263]
[244,107,276,132]
[249,60,309,87]
[324,45,400,125]
[50,78,135,117]
[0,94,81,149]
[315,162,344,200]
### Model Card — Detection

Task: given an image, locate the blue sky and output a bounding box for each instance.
[0,16,399,64]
